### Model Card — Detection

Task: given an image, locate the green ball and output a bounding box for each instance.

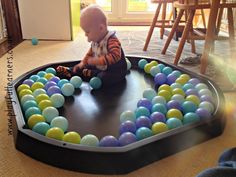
[27,114,46,129]
[50,116,68,132]
[31,82,44,92]
[80,134,99,147]
[166,109,183,120]
[50,93,65,108]
[89,77,102,89]
[32,122,50,135]
[42,106,59,123]
[63,131,81,144]
[38,100,53,111]
[46,127,64,140]
[152,122,168,134]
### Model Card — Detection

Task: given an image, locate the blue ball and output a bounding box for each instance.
[119,132,137,146]
[166,73,177,85]
[70,76,82,88]
[89,77,102,89]
[199,101,214,114]
[183,112,200,124]
[47,86,62,96]
[119,120,137,134]
[167,100,182,110]
[23,79,34,87]
[154,73,167,85]
[138,59,148,69]
[137,98,152,111]
[31,37,39,45]
[32,122,50,135]
[135,127,153,140]
[135,116,152,129]
[182,101,198,114]
[185,88,199,96]
[99,135,119,147]
[188,78,200,86]
[49,76,60,84]
[150,112,166,123]
[166,118,183,129]
[44,81,57,91]
[195,108,211,120]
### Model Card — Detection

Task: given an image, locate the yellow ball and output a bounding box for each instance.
[166,109,183,120]
[63,131,81,144]
[19,89,33,99]
[152,122,168,134]
[31,82,44,92]
[172,88,185,97]
[46,127,64,140]
[28,114,46,129]
[44,73,54,80]
[158,84,172,93]
[180,74,191,81]
[38,100,53,111]
[158,90,172,102]
[150,60,158,66]
[17,84,31,93]
[175,77,188,85]
[36,94,50,103]
[144,63,153,74]
[186,95,200,106]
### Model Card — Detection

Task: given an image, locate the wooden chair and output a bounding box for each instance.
[161,0,236,69]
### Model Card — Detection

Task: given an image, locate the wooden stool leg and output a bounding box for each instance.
[216,0,226,35]
[143,3,162,51]
[161,9,184,54]
[227,7,235,48]
[201,9,206,29]
[160,2,167,39]
[174,10,195,65]
[190,23,196,54]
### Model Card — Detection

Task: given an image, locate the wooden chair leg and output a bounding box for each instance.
[160,2,167,39]
[161,9,184,54]
[216,0,226,35]
[143,3,162,51]
[174,10,195,65]
[201,9,206,28]
[190,23,196,53]
[227,7,235,48]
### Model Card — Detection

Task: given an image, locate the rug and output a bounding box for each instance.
[116,29,236,92]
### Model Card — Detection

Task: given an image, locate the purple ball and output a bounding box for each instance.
[200,95,213,103]
[167,100,182,110]
[23,79,34,87]
[99,135,119,147]
[47,86,61,96]
[188,78,200,86]
[119,132,137,146]
[49,76,60,84]
[166,73,177,85]
[185,88,199,96]
[195,108,211,120]
[137,98,152,111]
[154,73,167,85]
[119,121,136,134]
[44,81,57,91]
[135,116,152,129]
[150,112,166,123]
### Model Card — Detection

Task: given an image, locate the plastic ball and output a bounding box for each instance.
[47,86,62,96]
[135,106,150,118]
[143,88,156,101]
[135,116,152,129]
[151,96,166,105]
[137,98,152,111]
[32,122,50,135]
[42,106,59,123]
[45,67,56,75]
[120,110,136,123]
[31,82,44,92]
[36,77,48,85]
[99,135,119,147]
[157,63,165,72]
[17,84,31,93]
[49,76,60,84]
[37,71,47,77]
[70,76,82,88]
[162,66,173,76]
[25,107,41,120]
[166,118,183,129]
[182,83,194,92]
[63,131,81,144]
[180,74,191,81]
[195,83,208,91]
[50,116,68,132]
[170,83,182,90]
[58,79,70,88]
[182,101,198,114]
[151,103,167,115]
[135,127,153,140]
[19,89,33,99]
[33,88,47,97]
[138,59,148,69]
[171,70,182,78]
[150,66,160,77]
[144,63,152,73]
[150,60,158,66]
[185,88,199,96]
[171,94,185,104]
[38,100,53,111]
[199,101,214,114]
[150,112,166,123]
[166,73,177,85]
[46,127,64,141]
[157,90,172,101]
[44,73,54,80]
[20,94,35,105]
[195,108,211,120]
[167,100,182,110]
[152,122,168,134]
[23,79,34,87]
[200,95,213,103]
[175,77,188,85]
[198,89,213,97]
[154,73,167,85]
[188,78,200,86]
[36,94,50,103]
[119,132,137,146]
[28,114,46,129]
[166,109,183,120]
[50,93,65,108]
[31,37,39,45]
[80,134,99,147]
[89,77,102,89]
[119,120,137,134]
[183,112,200,125]
[30,75,40,82]
[126,59,132,70]
[22,100,38,111]
[44,81,57,91]
[172,88,185,97]
[186,95,200,106]
[61,83,75,96]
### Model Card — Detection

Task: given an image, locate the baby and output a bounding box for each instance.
[56,5,127,86]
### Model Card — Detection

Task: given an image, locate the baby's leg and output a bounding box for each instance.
[97,71,126,86]
[56,66,73,78]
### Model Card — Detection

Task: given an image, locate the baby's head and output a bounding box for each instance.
[80,5,108,43]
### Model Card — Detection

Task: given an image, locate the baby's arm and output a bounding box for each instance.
[73,48,93,73]
[87,37,121,66]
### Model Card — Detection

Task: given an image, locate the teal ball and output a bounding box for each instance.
[89,77,102,89]
[183,112,200,125]
[166,118,183,129]
[45,67,56,75]
[31,37,39,45]
[138,59,148,69]
[135,127,153,140]
[25,107,41,120]
[32,122,50,135]
[23,100,38,111]
[61,83,75,96]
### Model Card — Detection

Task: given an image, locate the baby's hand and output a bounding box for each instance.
[73,62,84,73]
